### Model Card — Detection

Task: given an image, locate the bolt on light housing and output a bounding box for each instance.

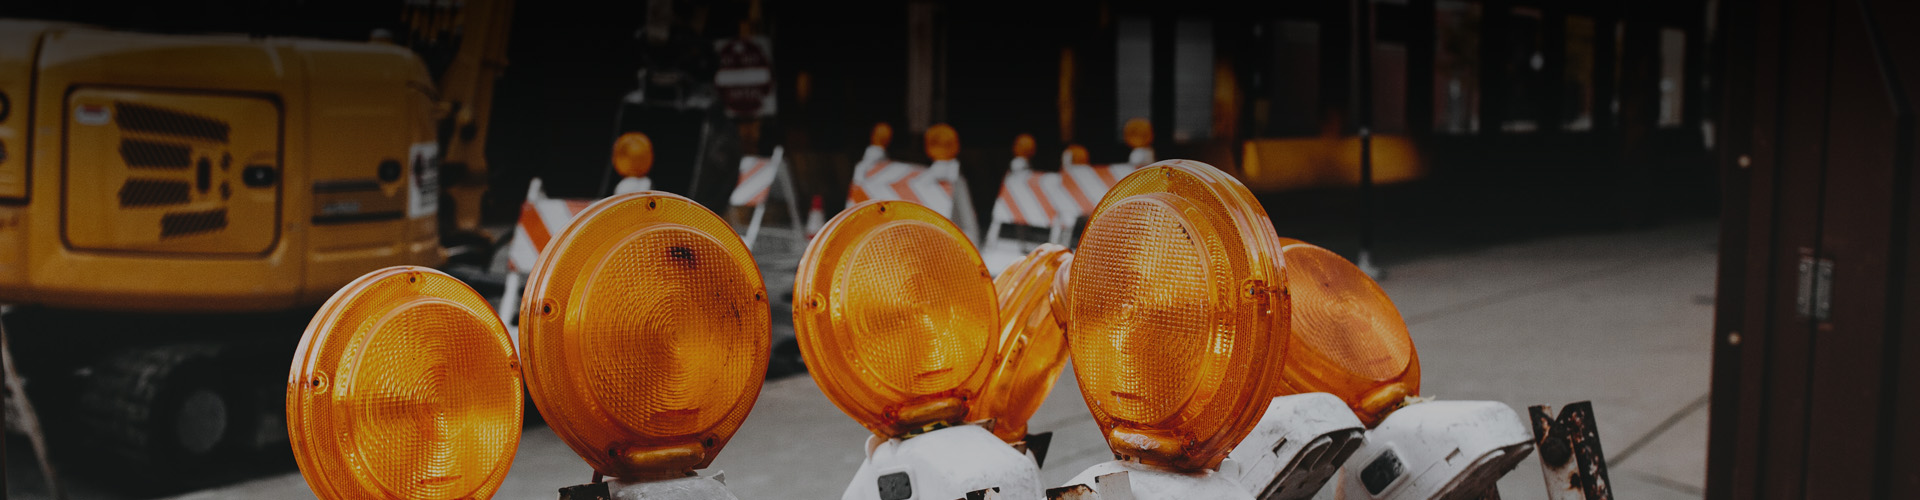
[1065,159,1291,472]
[288,266,522,500]
[970,243,1074,442]
[518,191,771,480]
[1274,238,1420,427]
[794,199,1000,438]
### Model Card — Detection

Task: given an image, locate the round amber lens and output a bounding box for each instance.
[926,124,961,161]
[795,200,999,438]
[1013,134,1037,159]
[288,266,521,500]
[613,132,655,179]
[1066,145,1090,165]
[519,192,770,479]
[1276,239,1419,426]
[1065,160,1289,471]
[970,244,1073,442]
[872,122,895,147]
[1123,118,1153,149]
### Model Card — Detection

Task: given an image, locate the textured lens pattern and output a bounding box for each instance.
[971,244,1074,442]
[288,267,521,500]
[1072,199,1217,425]
[841,221,994,395]
[520,193,769,479]
[1065,160,1289,471]
[352,302,520,499]
[795,200,999,438]
[582,227,764,438]
[1286,244,1412,380]
[1277,240,1420,426]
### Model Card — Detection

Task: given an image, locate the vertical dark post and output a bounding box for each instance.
[1592,5,1620,134]
[1152,13,1177,150]
[1479,0,1513,131]
[1356,0,1380,275]
[1406,0,1437,138]
[1540,2,1569,130]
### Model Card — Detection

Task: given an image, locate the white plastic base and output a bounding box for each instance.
[1221,393,1366,500]
[607,472,738,500]
[1333,401,1535,500]
[1061,460,1256,500]
[841,424,1043,500]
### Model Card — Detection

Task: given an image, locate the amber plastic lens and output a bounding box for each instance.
[1274,239,1420,427]
[519,192,770,479]
[1013,134,1037,159]
[288,266,521,500]
[1123,118,1154,149]
[872,122,895,148]
[795,200,999,438]
[970,244,1074,442]
[1065,160,1290,471]
[926,123,961,161]
[1066,144,1090,165]
[613,132,655,179]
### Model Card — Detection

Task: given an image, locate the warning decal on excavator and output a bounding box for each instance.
[407,141,438,219]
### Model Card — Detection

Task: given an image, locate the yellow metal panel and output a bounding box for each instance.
[63,88,280,254]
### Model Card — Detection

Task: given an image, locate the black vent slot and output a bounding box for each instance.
[118,179,191,207]
[115,102,229,143]
[119,139,191,169]
[160,209,227,237]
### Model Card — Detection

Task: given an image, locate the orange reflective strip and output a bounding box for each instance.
[1027,173,1058,221]
[998,187,1025,225]
[1060,171,1098,214]
[519,202,552,252]
[891,172,923,203]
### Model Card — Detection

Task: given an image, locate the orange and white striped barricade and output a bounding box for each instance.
[983,169,1078,274]
[846,159,980,244]
[1057,160,1141,221]
[729,146,803,251]
[498,178,594,335]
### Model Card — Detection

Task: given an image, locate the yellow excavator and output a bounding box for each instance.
[0,0,513,487]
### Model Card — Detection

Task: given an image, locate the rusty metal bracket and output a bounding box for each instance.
[1528,402,1613,500]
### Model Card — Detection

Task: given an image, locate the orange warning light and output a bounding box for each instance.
[1123,118,1154,149]
[1274,238,1420,427]
[518,192,771,480]
[1065,144,1090,165]
[1013,134,1037,159]
[871,122,895,148]
[613,132,655,179]
[926,123,961,161]
[970,244,1074,442]
[794,200,1000,438]
[288,266,522,500]
[1065,160,1290,471]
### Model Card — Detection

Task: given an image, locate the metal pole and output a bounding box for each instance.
[1355,0,1381,278]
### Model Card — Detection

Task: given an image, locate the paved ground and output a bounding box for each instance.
[6,217,1716,499]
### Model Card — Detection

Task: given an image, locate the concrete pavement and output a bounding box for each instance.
[8,217,1716,499]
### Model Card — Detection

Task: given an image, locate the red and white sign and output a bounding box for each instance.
[715,35,775,117]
